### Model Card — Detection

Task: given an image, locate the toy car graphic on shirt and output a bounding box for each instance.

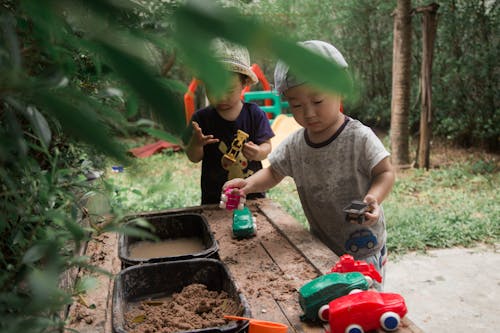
[224,129,249,163]
[298,272,369,322]
[345,229,378,253]
[320,290,408,333]
[343,200,370,224]
[220,187,245,211]
[232,206,256,238]
[331,254,382,286]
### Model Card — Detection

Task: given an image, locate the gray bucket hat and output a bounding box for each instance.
[274,40,348,94]
[211,38,258,85]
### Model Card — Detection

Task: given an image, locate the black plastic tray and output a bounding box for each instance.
[118,212,219,267]
[112,259,251,333]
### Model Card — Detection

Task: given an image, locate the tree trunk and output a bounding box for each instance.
[416,3,439,169]
[390,0,412,167]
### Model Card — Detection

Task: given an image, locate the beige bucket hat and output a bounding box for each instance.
[211,38,258,85]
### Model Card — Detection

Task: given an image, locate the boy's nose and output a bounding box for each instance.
[303,104,315,118]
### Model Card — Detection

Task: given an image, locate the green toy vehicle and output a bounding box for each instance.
[232,207,256,238]
[299,272,369,322]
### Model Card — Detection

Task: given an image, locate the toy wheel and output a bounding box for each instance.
[345,324,364,333]
[364,276,374,287]
[348,288,363,295]
[349,244,359,252]
[367,241,375,249]
[380,311,400,331]
[318,304,329,321]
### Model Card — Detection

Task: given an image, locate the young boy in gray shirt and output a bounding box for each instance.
[223,40,395,290]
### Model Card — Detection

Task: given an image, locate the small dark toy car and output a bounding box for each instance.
[343,200,370,224]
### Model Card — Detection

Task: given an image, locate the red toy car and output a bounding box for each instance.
[220,187,245,211]
[331,254,382,285]
[320,290,407,333]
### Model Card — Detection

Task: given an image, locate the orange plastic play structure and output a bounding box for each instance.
[183,78,200,124]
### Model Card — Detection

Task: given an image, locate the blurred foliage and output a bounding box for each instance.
[232,0,499,150]
[0,0,353,332]
[1,0,497,331]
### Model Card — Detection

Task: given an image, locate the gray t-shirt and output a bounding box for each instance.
[268,118,389,259]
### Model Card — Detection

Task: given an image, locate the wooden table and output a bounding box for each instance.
[66,198,424,333]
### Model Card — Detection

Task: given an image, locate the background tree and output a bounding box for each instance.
[415,3,440,169]
[390,0,413,167]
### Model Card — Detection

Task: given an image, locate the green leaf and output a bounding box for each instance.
[63,218,86,243]
[104,224,157,241]
[33,89,127,162]
[125,95,139,118]
[173,2,353,97]
[96,41,187,137]
[143,127,181,144]
[26,106,52,147]
[22,244,47,264]
[75,276,98,294]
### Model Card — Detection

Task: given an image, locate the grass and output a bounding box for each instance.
[106,144,499,255]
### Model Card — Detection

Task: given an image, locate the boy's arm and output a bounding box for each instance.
[367,156,395,204]
[363,157,395,225]
[242,139,272,161]
[185,138,204,162]
[224,166,284,195]
[185,121,219,163]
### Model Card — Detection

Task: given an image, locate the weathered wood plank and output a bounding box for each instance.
[66,232,120,333]
[257,200,338,274]
[64,199,424,333]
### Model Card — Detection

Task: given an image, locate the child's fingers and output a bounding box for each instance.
[203,136,219,145]
[223,178,247,192]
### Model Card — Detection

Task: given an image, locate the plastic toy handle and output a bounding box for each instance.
[224,315,252,321]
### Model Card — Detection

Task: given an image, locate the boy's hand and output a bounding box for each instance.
[223,178,249,197]
[191,121,219,147]
[242,141,261,161]
[362,194,380,226]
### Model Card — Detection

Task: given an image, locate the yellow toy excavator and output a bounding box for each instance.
[223,129,249,163]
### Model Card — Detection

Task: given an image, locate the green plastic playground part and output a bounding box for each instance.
[232,207,256,238]
[299,272,369,322]
[243,91,289,122]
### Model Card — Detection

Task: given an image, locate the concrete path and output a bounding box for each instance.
[384,245,499,332]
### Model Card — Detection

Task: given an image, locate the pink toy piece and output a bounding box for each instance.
[331,254,382,283]
[220,187,245,211]
[323,290,407,333]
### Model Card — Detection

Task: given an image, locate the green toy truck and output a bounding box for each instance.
[232,207,256,238]
[299,272,369,322]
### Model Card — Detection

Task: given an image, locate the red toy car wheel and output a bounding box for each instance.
[318,304,329,322]
[380,311,400,331]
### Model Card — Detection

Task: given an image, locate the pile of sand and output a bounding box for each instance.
[125,283,241,333]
